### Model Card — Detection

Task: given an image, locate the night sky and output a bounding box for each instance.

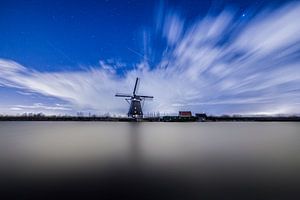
[0,0,299,116]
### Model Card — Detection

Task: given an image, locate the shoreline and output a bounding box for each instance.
[0,116,299,122]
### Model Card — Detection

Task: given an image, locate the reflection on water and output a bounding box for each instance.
[0,122,300,199]
[129,123,141,166]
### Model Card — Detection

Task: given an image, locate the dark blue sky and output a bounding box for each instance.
[1,0,153,70]
[0,0,299,115]
[0,0,285,71]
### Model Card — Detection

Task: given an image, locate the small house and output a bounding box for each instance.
[179,111,192,118]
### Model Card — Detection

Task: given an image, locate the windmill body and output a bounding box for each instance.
[115,78,153,119]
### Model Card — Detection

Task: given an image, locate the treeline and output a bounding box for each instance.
[0,114,299,122]
[0,115,133,121]
[206,115,300,122]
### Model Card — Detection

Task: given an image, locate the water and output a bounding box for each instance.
[0,122,299,199]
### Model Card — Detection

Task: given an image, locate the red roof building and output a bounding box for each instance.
[179,111,192,118]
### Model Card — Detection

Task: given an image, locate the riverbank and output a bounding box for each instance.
[0,115,299,122]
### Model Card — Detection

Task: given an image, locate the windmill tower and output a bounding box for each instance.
[115,77,153,119]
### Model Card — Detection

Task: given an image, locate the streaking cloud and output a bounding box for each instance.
[0,2,300,115]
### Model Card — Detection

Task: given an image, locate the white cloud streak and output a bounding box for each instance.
[11,103,72,111]
[0,2,300,115]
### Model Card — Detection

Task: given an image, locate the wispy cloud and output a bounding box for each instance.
[0,2,300,115]
[10,103,72,111]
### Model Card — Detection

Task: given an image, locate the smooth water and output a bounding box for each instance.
[0,122,299,199]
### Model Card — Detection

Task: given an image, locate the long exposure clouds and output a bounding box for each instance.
[0,2,300,115]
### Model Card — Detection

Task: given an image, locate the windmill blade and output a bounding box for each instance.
[139,95,154,99]
[133,77,139,95]
[115,93,132,97]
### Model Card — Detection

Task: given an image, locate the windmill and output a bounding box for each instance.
[115,77,153,119]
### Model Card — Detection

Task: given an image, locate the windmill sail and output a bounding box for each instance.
[133,77,139,95]
[115,93,132,97]
[139,95,154,98]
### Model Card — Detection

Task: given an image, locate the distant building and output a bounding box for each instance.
[179,111,192,118]
[195,113,207,121]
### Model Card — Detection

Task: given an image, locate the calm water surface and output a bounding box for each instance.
[0,122,299,199]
